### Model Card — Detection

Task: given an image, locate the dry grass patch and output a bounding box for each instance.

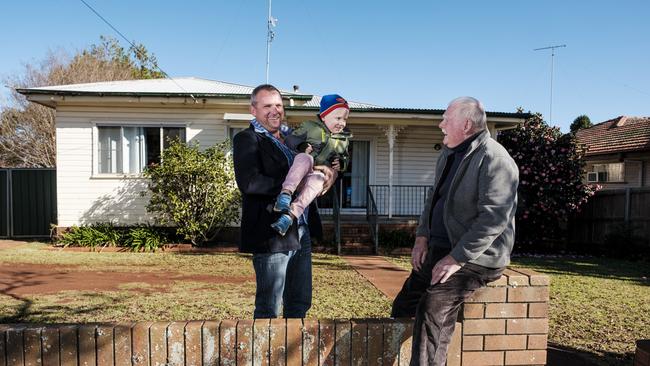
[0,242,390,323]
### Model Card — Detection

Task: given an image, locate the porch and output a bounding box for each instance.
[318,184,432,218]
[318,184,432,254]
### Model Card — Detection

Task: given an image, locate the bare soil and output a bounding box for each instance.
[0,263,253,296]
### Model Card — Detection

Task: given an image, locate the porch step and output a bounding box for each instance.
[320,218,420,255]
[322,224,372,239]
[321,222,374,254]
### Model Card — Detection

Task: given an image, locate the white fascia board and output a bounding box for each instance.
[224,113,254,121]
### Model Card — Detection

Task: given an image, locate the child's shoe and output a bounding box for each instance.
[271,214,293,236]
[273,192,292,213]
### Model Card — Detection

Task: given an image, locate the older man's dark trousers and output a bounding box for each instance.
[391,247,504,366]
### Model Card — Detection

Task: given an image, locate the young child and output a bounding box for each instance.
[271,94,353,235]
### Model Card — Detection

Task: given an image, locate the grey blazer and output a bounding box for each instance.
[416,130,519,268]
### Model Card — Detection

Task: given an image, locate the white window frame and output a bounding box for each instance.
[92,121,188,178]
[589,162,625,183]
[226,125,246,141]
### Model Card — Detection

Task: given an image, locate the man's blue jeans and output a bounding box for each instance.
[252,224,312,318]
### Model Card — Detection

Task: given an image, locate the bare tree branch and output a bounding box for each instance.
[0,36,163,168]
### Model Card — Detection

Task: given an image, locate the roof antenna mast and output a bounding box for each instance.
[534,44,566,124]
[266,0,278,83]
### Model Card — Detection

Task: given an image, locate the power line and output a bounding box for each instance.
[79,0,196,102]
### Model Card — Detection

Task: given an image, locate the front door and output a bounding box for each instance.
[318,140,370,209]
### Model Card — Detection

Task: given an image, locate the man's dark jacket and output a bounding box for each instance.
[233,125,322,253]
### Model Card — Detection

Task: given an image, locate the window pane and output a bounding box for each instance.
[145,127,161,167]
[228,127,244,141]
[598,172,608,182]
[98,127,122,174]
[608,163,624,182]
[163,127,186,150]
[123,127,148,174]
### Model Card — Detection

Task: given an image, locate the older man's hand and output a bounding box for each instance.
[430,255,462,285]
[411,236,428,272]
[313,164,338,195]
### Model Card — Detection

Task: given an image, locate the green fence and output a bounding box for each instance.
[0,170,7,237]
[0,168,56,238]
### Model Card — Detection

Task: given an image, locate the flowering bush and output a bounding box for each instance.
[498,113,600,249]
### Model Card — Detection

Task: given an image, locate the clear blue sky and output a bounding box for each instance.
[1,0,648,132]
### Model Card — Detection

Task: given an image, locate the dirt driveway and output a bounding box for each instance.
[0,240,253,297]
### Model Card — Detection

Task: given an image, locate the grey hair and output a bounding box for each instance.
[448,96,487,131]
[250,84,281,105]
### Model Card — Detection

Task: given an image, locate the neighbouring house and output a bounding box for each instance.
[576,116,650,189]
[17,78,527,239]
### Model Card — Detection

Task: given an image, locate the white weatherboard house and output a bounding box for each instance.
[18,78,527,230]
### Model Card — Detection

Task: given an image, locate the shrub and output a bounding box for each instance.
[379,229,414,254]
[57,223,170,252]
[143,140,241,246]
[57,222,122,249]
[603,223,649,259]
[123,225,167,252]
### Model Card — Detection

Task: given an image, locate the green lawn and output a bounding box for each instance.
[0,242,391,323]
[386,254,650,366]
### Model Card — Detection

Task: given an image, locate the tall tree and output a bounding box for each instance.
[569,114,592,134]
[0,36,163,167]
[498,112,599,250]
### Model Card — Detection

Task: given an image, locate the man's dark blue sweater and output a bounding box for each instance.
[429,133,480,248]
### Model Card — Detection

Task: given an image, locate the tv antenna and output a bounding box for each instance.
[534,44,566,124]
[266,0,278,83]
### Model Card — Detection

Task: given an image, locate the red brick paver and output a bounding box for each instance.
[341,255,409,298]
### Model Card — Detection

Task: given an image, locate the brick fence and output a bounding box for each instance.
[0,269,549,365]
[457,267,550,365]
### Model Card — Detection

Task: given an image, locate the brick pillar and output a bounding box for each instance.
[461,268,550,365]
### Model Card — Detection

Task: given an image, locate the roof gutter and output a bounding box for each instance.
[15,88,314,101]
[286,105,532,119]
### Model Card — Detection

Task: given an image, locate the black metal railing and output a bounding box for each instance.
[368,185,433,217]
[366,186,379,254]
[332,184,341,255]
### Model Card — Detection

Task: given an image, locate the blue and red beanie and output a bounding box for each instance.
[319,94,349,118]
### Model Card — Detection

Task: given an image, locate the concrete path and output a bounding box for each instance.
[341,255,409,299]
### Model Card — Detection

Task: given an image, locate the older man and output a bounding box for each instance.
[233,84,336,318]
[391,97,519,365]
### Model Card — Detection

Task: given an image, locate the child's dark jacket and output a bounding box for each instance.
[285,119,352,171]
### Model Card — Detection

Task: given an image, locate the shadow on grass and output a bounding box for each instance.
[511,256,650,286]
[311,257,354,271]
[0,270,108,323]
[548,342,634,366]
[0,270,54,321]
